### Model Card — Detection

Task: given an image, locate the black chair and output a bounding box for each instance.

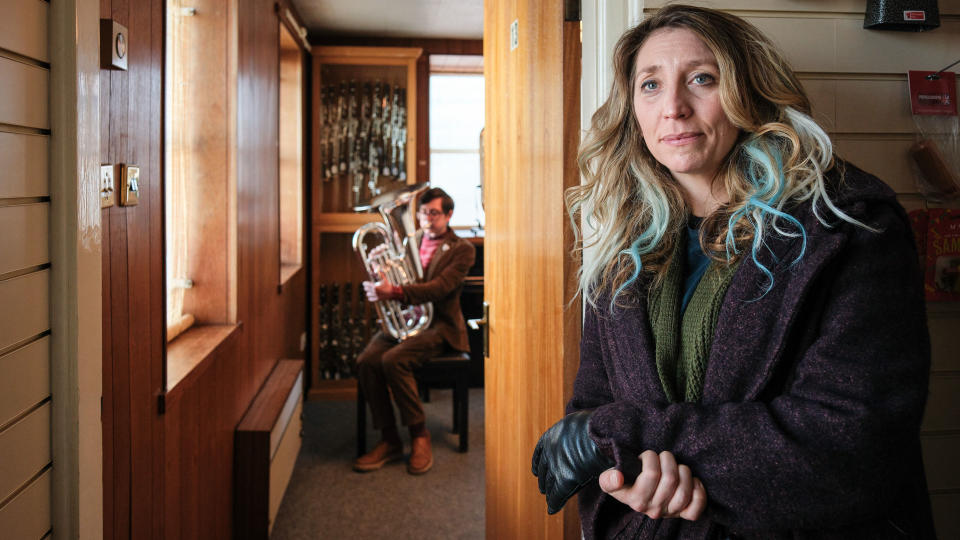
[357,350,471,456]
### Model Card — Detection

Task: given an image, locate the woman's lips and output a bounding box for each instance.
[661,132,702,145]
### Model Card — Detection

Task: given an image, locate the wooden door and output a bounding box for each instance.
[483,1,581,538]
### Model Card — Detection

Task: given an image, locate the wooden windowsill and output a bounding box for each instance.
[166,323,241,395]
[279,262,302,291]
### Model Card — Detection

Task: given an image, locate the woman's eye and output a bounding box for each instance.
[692,73,715,85]
[639,80,658,92]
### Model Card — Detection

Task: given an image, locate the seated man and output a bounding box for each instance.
[354,187,476,474]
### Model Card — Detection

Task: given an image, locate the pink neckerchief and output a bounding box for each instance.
[419,233,445,272]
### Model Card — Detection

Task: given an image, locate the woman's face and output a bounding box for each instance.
[632,27,739,189]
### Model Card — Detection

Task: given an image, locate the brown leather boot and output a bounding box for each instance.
[353,440,403,472]
[407,432,433,475]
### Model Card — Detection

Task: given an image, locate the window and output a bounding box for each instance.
[164,0,238,353]
[429,70,485,229]
[278,22,304,284]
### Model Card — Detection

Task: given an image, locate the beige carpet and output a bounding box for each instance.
[270,388,485,539]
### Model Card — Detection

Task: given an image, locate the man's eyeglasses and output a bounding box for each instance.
[417,209,445,218]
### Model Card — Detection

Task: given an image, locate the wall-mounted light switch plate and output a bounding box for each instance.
[119,164,140,206]
[100,164,115,208]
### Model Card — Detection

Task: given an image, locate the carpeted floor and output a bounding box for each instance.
[270,387,485,539]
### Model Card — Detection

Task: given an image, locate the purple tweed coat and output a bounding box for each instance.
[568,163,935,539]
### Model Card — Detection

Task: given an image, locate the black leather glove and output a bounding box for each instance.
[531,409,615,514]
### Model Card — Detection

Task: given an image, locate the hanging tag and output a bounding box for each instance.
[908,70,957,115]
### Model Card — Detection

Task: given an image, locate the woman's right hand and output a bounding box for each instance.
[599,450,706,521]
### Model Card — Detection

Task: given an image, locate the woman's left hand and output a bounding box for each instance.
[599,450,706,521]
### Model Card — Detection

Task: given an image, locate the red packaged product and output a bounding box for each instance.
[925,209,960,301]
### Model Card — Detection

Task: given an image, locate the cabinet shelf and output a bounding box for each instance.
[313,212,381,233]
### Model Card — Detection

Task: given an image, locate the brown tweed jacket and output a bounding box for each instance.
[401,229,476,352]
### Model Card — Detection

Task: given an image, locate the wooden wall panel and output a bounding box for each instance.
[0,402,50,501]
[157,0,309,537]
[835,80,914,133]
[835,18,960,74]
[0,58,49,129]
[0,270,48,351]
[750,17,838,72]
[0,337,50,426]
[741,16,960,75]
[801,78,836,130]
[833,137,916,192]
[801,78,918,134]
[99,0,166,536]
[0,0,49,62]
[0,3,52,534]
[0,203,49,275]
[0,133,48,199]
[0,468,50,539]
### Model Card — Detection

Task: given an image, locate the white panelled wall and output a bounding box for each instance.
[583,1,960,537]
[0,0,53,537]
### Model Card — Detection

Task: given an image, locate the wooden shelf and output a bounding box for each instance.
[313,212,381,233]
[313,46,424,65]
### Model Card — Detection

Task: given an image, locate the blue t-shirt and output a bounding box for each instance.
[681,216,711,313]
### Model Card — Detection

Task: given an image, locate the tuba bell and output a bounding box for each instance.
[352,184,434,341]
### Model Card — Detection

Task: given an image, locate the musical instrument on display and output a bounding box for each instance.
[317,80,409,208]
[352,184,434,341]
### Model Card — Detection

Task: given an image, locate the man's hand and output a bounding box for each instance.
[531,410,614,514]
[362,280,402,302]
[599,450,706,521]
[367,244,389,274]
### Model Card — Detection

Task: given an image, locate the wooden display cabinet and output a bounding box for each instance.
[309,46,422,398]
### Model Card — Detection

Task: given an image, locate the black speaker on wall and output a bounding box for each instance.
[864,0,941,31]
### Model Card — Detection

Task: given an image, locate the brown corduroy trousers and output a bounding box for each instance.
[356,329,446,430]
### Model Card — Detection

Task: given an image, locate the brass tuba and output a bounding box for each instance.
[352,184,434,341]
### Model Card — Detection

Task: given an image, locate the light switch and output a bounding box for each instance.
[119,164,140,206]
[100,164,115,208]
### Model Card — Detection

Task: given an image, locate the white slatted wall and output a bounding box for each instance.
[645,1,960,536]
[0,0,53,537]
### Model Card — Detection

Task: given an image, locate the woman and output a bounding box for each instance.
[531,5,934,539]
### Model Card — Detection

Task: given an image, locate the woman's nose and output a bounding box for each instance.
[662,85,692,119]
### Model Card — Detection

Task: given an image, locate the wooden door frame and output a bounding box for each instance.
[482,2,582,537]
[49,0,105,536]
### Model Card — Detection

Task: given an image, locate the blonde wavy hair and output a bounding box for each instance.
[569,4,861,308]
